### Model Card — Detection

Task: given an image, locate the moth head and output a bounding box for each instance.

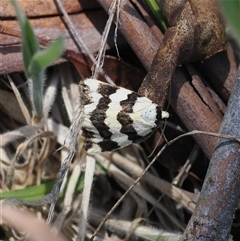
[154,106,169,127]
[161,111,169,119]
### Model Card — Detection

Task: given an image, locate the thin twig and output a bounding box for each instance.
[93,0,120,80]
[46,104,84,223]
[90,130,240,240]
[54,0,114,85]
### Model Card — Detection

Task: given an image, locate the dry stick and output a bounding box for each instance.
[90,130,240,240]
[54,0,114,85]
[180,68,240,240]
[93,0,120,80]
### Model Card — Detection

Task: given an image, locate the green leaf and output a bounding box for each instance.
[0,175,84,201]
[28,36,64,76]
[11,0,40,77]
[31,73,44,118]
[0,180,57,201]
[145,0,168,32]
[218,0,240,44]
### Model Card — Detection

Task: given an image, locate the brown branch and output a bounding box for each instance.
[180,67,240,241]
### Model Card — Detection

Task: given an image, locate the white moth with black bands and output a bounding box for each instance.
[80,78,169,153]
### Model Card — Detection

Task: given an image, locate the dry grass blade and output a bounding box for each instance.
[59,65,76,121]
[105,219,182,241]
[0,126,36,147]
[90,129,240,239]
[43,73,59,121]
[7,75,31,124]
[47,119,70,146]
[109,152,195,212]
[6,131,55,185]
[0,89,26,124]
[54,161,82,231]
[95,153,185,231]
[77,155,95,241]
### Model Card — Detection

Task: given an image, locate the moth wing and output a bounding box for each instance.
[80,79,166,153]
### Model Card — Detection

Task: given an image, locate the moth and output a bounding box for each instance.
[80,79,169,153]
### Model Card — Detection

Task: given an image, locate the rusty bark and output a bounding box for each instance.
[0,10,126,74]
[180,68,240,241]
[199,47,239,102]
[96,0,236,159]
[0,0,100,17]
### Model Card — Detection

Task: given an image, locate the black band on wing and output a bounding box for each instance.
[80,82,93,105]
[82,127,94,151]
[155,106,164,126]
[90,84,117,139]
[98,140,120,152]
[117,93,142,141]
